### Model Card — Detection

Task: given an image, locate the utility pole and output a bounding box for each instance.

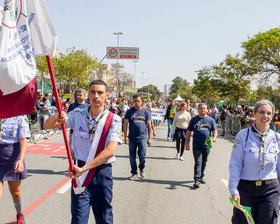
[113,32,123,96]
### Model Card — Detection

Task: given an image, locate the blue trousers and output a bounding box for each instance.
[129,138,147,174]
[192,147,210,181]
[232,181,280,224]
[167,118,174,138]
[71,166,113,224]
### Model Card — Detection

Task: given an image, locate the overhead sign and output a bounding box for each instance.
[106,46,139,59]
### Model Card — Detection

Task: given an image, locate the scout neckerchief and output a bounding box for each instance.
[251,125,270,170]
[86,107,107,142]
[73,111,114,195]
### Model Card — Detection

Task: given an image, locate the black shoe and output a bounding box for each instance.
[193,181,200,188]
[200,178,206,184]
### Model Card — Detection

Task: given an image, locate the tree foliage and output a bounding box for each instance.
[36,47,100,96]
[137,84,161,100]
[169,76,192,100]
[212,54,253,104]
[242,28,280,86]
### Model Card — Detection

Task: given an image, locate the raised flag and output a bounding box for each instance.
[0,0,57,118]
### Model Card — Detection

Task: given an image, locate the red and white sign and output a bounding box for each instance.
[106,46,139,59]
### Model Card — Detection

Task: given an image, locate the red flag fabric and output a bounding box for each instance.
[0,77,37,118]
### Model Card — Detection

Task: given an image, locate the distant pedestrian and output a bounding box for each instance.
[186,103,217,189]
[171,102,191,161]
[220,105,227,136]
[123,94,152,181]
[0,116,31,224]
[164,101,176,141]
[229,100,280,224]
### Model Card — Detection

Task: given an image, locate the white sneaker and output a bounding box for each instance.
[128,174,138,181]
[179,156,184,161]
[175,153,179,159]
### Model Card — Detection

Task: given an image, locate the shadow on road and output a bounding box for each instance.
[113,176,194,189]
[27,169,68,176]
[116,155,175,161]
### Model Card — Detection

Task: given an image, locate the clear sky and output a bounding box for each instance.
[1,0,280,91]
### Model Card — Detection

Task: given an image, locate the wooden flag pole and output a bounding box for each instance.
[46,55,77,187]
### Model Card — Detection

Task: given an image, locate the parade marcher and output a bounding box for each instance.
[35,91,46,130]
[123,94,152,181]
[210,104,218,123]
[67,88,90,161]
[164,101,176,141]
[0,116,31,224]
[220,105,227,136]
[229,100,280,224]
[171,102,191,161]
[44,80,122,224]
[186,103,217,189]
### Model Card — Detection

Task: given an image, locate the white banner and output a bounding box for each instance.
[0,0,57,95]
[151,108,166,121]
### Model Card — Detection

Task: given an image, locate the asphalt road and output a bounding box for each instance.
[0,123,235,224]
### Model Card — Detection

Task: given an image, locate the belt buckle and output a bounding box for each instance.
[255,180,262,186]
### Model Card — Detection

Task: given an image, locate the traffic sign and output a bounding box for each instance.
[106,47,139,59]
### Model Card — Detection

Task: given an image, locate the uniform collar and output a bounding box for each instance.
[88,106,105,121]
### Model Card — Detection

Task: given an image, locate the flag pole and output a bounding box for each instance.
[45,55,77,187]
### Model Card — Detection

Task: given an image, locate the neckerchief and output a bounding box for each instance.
[86,107,107,142]
[251,125,270,170]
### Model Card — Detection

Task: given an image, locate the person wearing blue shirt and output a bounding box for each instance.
[67,88,90,161]
[0,116,31,224]
[123,94,152,181]
[186,103,217,189]
[44,80,122,224]
[229,100,280,224]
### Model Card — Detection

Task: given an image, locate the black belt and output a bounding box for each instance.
[240,179,278,186]
[77,160,112,169]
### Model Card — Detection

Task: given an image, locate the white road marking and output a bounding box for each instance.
[53,149,61,153]
[221,179,228,188]
[57,180,72,194]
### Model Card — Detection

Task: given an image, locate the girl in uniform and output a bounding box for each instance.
[0,116,30,224]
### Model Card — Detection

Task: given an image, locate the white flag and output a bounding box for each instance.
[0,0,57,96]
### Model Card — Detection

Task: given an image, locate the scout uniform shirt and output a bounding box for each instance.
[65,107,122,163]
[229,126,280,195]
[0,116,31,144]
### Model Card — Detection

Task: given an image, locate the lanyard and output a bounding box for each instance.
[251,125,269,170]
[86,108,107,143]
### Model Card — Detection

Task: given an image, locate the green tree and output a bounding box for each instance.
[36,47,100,96]
[137,84,161,100]
[212,54,253,104]
[192,67,219,102]
[169,76,192,100]
[242,28,280,85]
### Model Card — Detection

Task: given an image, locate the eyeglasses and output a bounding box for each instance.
[256,110,273,116]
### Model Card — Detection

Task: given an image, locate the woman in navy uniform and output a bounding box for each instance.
[229,100,280,224]
[0,116,30,224]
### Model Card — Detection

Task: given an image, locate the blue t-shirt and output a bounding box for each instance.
[124,107,151,140]
[67,102,90,113]
[187,115,216,149]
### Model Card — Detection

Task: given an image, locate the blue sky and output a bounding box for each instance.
[1,0,280,91]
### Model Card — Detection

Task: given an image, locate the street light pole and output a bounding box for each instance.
[113,32,123,96]
[132,60,138,88]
